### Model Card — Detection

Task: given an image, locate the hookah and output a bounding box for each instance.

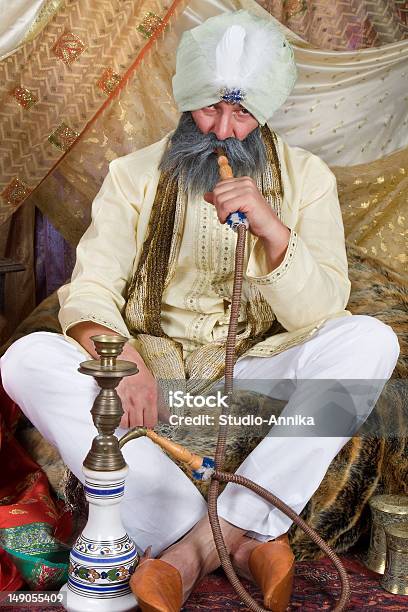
[60,150,351,611]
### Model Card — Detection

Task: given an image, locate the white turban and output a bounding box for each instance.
[172,10,297,126]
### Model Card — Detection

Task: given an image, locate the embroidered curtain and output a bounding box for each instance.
[257,0,408,50]
[0,0,189,342]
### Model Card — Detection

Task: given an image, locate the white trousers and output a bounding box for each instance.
[0,315,400,556]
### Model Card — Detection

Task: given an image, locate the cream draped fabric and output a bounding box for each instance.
[269,36,408,165]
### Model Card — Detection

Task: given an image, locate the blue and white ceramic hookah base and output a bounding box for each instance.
[68,533,138,600]
[61,466,139,611]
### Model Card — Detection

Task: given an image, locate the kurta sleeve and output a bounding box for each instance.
[245,153,351,332]
[57,158,141,339]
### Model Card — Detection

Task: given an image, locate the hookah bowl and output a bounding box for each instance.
[60,335,140,612]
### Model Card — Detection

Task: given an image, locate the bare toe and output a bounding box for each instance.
[230,536,260,582]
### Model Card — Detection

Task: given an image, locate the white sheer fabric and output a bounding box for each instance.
[0,0,45,58]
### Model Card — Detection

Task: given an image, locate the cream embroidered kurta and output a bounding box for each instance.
[57,131,352,362]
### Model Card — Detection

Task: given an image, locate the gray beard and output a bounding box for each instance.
[159,112,267,198]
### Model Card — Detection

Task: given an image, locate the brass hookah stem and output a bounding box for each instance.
[205,149,351,612]
[81,334,138,472]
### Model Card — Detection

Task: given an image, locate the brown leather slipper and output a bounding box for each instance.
[129,558,183,612]
[248,534,295,612]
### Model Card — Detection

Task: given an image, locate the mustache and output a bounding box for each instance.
[159,112,267,197]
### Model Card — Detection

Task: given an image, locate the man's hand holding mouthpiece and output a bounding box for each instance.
[204,176,291,272]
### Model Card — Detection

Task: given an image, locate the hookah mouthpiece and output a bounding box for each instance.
[215,148,249,232]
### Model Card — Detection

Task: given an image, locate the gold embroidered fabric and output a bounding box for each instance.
[257,0,408,49]
[332,146,408,274]
[0,0,188,342]
[0,0,188,225]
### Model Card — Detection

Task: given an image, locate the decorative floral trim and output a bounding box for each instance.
[242,316,336,359]
[1,522,62,555]
[69,560,137,583]
[245,326,318,357]
[75,534,134,556]
[251,230,298,286]
[66,314,130,338]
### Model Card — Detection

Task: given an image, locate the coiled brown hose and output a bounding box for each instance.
[206,150,351,611]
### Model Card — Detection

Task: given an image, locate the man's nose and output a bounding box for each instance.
[213,113,234,140]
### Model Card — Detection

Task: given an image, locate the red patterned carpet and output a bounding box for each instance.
[183,550,408,611]
[1,548,407,611]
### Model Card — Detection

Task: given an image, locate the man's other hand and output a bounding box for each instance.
[67,322,170,429]
[117,344,170,429]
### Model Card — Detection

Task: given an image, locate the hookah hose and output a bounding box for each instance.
[204,148,351,612]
